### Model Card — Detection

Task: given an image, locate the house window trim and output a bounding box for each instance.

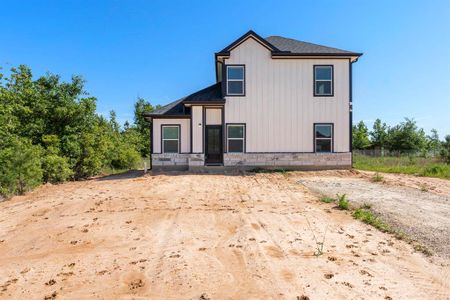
[226,65,246,96]
[226,123,246,153]
[314,123,334,153]
[313,65,334,97]
[161,124,180,153]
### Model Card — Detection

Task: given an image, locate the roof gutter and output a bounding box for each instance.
[218,51,363,61]
[143,114,191,119]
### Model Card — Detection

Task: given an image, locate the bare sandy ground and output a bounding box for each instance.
[0,171,449,299]
[297,170,450,260]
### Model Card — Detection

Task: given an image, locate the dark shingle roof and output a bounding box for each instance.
[215,30,361,57]
[182,82,223,103]
[265,36,360,55]
[144,83,224,117]
[149,97,186,116]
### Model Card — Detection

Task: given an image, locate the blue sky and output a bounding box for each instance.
[1,0,449,136]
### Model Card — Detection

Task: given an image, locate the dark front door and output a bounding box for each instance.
[205,125,223,164]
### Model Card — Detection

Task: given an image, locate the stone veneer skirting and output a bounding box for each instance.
[152,152,351,171]
[152,153,205,171]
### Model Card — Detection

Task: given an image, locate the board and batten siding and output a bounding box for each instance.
[191,106,203,153]
[153,118,190,153]
[224,38,350,153]
[205,108,222,125]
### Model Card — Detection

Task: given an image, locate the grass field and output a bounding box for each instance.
[353,154,450,179]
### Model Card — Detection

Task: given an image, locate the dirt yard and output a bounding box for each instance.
[0,171,449,299]
[298,170,450,259]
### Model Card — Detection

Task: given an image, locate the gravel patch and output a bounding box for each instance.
[298,176,450,259]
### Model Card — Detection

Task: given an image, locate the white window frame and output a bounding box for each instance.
[162,125,180,153]
[226,65,245,96]
[314,124,333,153]
[314,65,334,96]
[227,124,245,153]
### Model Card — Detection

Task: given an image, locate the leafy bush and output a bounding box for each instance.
[0,137,43,196]
[42,154,73,183]
[337,194,349,210]
[110,146,141,170]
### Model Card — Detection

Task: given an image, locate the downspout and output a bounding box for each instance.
[349,59,353,168]
[149,118,153,170]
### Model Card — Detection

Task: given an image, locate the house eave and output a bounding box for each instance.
[217,51,363,62]
[271,53,363,60]
[183,100,225,106]
[143,114,191,120]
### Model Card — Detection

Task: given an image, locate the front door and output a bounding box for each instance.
[205,125,223,164]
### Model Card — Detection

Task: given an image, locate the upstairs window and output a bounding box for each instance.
[226,65,245,96]
[314,65,333,96]
[314,124,333,153]
[227,124,245,152]
[162,125,179,153]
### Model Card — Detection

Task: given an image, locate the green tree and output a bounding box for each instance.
[133,98,162,156]
[109,110,120,133]
[426,129,441,155]
[370,119,388,149]
[133,98,154,157]
[352,121,371,150]
[0,137,43,196]
[41,135,73,183]
[385,118,427,153]
[0,65,161,197]
[440,135,450,164]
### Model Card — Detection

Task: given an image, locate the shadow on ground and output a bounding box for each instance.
[95,168,284,181]
[96,170,145,181]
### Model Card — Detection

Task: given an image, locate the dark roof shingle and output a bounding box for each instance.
[183,82,223,103]
[148,97,186,116]
[265,36,361,55]
[144,83,224,117]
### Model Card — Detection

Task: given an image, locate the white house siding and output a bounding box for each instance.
[224,38,350,153]
[205,108,222,125]
[192,106,203,153]
[152,118,190,153]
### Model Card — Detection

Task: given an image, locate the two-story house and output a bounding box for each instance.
[144,30,362,171]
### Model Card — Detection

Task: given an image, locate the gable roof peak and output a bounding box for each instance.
[217,30,279,54]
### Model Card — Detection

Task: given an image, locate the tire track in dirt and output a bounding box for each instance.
[209,175,282,299]
[230,174,310,298]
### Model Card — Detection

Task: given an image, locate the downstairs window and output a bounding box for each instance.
[314,124,333,153]
[162,125,179,153]
[227,124,245,152]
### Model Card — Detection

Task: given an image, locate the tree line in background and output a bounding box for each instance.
[352,118,450,163]
[0,65,159,197]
